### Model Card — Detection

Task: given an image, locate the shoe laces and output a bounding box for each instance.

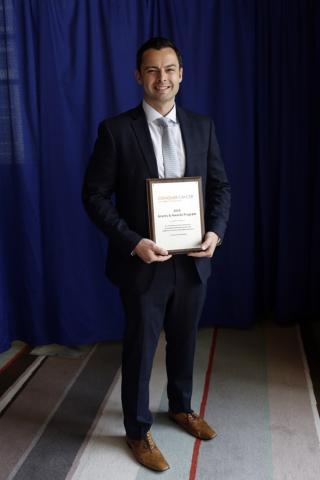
[144,431,155,450]
[187,412,199,423]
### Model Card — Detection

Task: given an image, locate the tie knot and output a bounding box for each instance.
[156,117,174,129]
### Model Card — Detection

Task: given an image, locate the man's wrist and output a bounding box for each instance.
[207,231,221,246]
[130,237,146,256]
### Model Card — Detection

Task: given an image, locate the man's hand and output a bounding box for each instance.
[134,239,172,264]
[187,232,220,258]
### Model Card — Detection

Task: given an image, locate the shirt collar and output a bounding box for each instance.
[142,100,177,124]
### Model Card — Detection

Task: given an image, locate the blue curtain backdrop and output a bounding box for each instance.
[0,0,319,351]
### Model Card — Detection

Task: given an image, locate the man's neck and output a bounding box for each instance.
[143,99,175,117]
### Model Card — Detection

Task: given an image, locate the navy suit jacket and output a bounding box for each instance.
[82,104,231,292]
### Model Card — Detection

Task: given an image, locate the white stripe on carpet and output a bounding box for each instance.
[68,333,168,480]
[267,324,320,480]
[297,327,320,445]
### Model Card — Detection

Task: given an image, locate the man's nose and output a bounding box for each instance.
[158,70,168,82]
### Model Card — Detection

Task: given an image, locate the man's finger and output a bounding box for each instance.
[153,245,169,256]
[155,254,172,262]
[144,252,172,263]
[188,249,214,258]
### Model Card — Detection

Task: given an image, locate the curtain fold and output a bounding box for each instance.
[0,0,319,351]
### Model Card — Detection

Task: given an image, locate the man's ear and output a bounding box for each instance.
[135,70,142,85]
[179,67,183,83]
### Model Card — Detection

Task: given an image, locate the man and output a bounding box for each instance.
[82,37,231,472]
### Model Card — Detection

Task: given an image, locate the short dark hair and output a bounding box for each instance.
[136,37,183,71]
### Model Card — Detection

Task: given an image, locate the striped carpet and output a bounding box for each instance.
[0,325,320,479]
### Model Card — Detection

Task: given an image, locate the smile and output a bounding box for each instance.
[155,85,171,91]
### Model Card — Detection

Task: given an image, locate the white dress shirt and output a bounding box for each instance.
[142,100,186,178]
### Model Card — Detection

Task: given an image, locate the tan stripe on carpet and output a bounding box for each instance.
[0,356,46,414]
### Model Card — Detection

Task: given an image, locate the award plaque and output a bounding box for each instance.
[146,177,205,254]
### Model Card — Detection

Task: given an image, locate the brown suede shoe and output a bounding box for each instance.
[169,411,217,440]
[126,431,170,472]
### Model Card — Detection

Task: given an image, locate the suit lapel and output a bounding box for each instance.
[177,106,199,177]
[130,104,200,178]
[130,105,159,178]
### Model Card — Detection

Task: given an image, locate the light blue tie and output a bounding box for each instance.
[157,117,181,178]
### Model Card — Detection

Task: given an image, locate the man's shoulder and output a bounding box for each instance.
[176,105,213,125]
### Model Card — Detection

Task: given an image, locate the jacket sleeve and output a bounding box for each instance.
[82,122,142,254]
[204,120,231,242]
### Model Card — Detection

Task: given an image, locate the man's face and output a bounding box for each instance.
[135,47,183,110]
